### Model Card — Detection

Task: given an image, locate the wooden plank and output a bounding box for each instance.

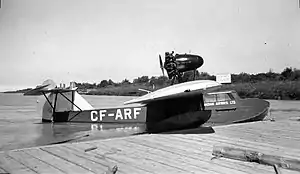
[226,121,300,132]
[208,133,300,152]
[0,153,36,174]
[6,150,64,174]
[214,121,300,133]
[23,148,99,174]
[68,143,159,174]
[54,146,109,171]
[122,138,269,174]
[182,134,300,159]
[218,124,300,139]
[213,125,300,146]
[95,139,217,174]
[125,136,261,174]
[171,134,300,159]
[157,135,300,174]
[227,126,300,138]
[74,142,189,174]
[0,167,8,174]
[56,145,132,174]
[41,146,103,174]
[145,134,300,174]
[137,135,277,173]
[212,129,300,149]
[65,145,152,174]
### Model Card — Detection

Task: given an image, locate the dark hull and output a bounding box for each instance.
[204,98,270,126]
[234,105,269,124]
[146,110,211,133]
[44,104,211,133]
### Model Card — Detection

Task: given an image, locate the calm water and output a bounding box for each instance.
[0,93,145,151]
[0,93,299,151]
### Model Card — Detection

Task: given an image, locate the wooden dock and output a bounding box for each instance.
[1,119,300,174]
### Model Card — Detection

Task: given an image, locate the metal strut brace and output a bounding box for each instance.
[58,92,83,121]
[42,92,55,122]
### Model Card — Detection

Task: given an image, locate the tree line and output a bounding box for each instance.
[75,67,300,90]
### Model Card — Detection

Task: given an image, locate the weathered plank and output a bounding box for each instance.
[171,133,300,159]
[215,121,300,135]
[95,139,217,174]
[0,167,8,174]
[23,148,92,174]
[225,121,300,132]
[119,138,271,174]
[213,124,300,142]
[212,129,300,148]
[0,153,37,174]
[74,141,188,174]
[126,136,259,174]
[218,124,300,140]
[2,119,300,174]
[41,146,103,174]
[68,143,158,174]
[134,134,277,173]
[67,144,152,174]
[6,150,64,173]
[57,145,141,174]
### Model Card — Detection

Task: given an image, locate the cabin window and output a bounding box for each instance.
[204,94,217,103]
[216,93,231,102]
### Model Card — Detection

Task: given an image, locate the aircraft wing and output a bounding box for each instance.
[24,87,78,96]
[124,80,222,105]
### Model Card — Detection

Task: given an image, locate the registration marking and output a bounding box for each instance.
[90,107,143,122]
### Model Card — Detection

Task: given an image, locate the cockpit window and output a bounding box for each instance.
[204,94,217,103]
[216,93,232,102]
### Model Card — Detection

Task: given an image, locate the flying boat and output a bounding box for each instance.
[24,51,270,132]
[24,79,220,132]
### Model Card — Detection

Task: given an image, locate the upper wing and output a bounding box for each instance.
[124,80,221,105]
[24,87,78,96]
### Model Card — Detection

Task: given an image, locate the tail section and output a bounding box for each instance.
[24,79,57,96]
[25,79,94,122]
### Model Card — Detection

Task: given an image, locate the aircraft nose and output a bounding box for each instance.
[196,56,204,68]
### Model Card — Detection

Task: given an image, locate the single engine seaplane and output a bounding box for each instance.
[24,51,270,132]
[24,79,219,132]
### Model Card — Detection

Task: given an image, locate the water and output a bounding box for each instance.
[0,93,145,151]
[0,93,299,151]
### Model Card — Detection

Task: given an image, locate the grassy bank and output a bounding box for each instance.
[222,81,300,100]
[84,80,300,100]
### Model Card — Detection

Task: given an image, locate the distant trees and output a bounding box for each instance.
[121,79,131,85]
[281,67,300,80]
[75,67,300,90]
[133,76,149,84]
[98,80,109,88]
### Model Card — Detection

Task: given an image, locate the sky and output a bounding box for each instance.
[0,0,299,91]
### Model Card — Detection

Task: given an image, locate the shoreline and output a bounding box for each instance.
[2,80,300,100]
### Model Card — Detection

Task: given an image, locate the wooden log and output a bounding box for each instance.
[212,146,300,172]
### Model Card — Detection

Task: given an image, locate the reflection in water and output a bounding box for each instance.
[35,123,147,146]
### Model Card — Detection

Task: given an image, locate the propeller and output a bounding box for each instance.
[159,54,165,76]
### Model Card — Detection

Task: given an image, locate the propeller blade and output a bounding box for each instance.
[159,55,165,76]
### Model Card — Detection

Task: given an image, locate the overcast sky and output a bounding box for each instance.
[0,0,299,91]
